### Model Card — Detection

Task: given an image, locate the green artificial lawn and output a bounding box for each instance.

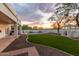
[28,34,79,56]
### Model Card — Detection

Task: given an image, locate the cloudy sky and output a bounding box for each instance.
[11,3,56,24]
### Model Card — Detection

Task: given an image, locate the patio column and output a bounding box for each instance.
[18,25,22,35]
[14,24,18,36]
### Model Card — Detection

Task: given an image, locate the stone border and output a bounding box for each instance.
[26,35,73,56]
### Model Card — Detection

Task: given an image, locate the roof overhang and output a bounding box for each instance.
[0,11,16,24]
[0,3,21,25]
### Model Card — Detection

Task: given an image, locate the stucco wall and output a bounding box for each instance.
[0,24,11,38]
[0,3,21,38]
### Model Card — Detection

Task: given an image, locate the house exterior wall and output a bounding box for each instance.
[0,3,21,39]
[0,24,12,38]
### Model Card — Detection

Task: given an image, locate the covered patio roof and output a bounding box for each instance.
[0,11,16,24]
[0,3,21,25]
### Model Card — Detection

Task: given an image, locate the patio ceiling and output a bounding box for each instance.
[0,11,16,24]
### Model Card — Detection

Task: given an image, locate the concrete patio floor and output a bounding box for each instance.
[0,47,39,56]
[0,35,19,53]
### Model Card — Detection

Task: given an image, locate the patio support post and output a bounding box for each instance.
[14,24,18,36]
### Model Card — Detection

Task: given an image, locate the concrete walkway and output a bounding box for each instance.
[0,35,71,56]
[0,47,39,56]
[26,41,71,56]
[0,35,19,53]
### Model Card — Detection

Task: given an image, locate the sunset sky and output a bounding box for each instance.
[11,3,77,29]
[11,3,56,26]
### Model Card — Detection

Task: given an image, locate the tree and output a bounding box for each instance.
[33,26,38,30]
[49,14,62,35]
[55,3,79,27]
[49,3,79,35]
[22,25,32,30]
[75,13,79,26]
[54,3,79,37]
